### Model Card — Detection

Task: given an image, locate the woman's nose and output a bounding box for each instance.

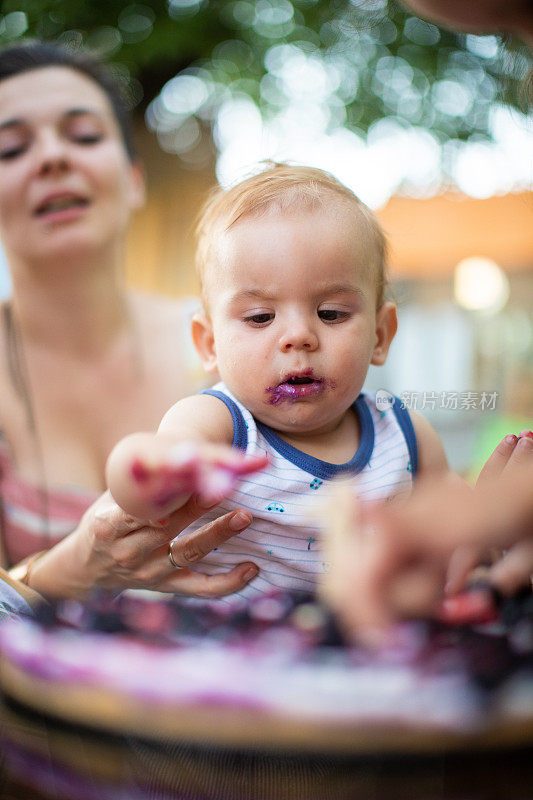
[35,133,70,176]
[279,321,319,352]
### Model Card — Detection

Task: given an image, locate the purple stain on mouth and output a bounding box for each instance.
[266,371,327,405]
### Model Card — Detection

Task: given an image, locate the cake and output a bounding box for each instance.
[1,584,532,755]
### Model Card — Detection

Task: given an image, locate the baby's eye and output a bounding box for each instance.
[243,312,274,327]
[318,309,349,323]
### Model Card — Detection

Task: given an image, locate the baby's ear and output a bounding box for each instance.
[371,302,397,366]
[191,311,218,373]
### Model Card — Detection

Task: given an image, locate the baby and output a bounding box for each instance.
[107,164,449,601]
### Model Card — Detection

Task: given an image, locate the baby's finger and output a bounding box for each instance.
[505,433,533,472]
[476,434,519,486]
[488,540,533,595]
[143,444,268,507]
[226,453,270,475]
[445,544,484,596]
[338,511,404,644]
[195,464,240,506]
[196,454,269,505]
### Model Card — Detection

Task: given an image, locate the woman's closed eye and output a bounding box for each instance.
[67,123,104,146]
[66,114,106,146]
[243,312,274,327]
[0,126,103,160]
[317,308,350,323]
[0,145,26,160]
[72,133,103,145]
[0,134,27,161]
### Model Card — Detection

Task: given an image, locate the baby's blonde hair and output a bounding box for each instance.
[195,163,388,309]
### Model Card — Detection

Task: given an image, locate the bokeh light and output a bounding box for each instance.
[454,257,510,313]
[142,4,532,204]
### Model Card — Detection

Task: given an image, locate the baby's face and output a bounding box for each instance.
[200,207,393,437]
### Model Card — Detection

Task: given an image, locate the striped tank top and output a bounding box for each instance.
[0,436,97,566]
[176,382,418,604]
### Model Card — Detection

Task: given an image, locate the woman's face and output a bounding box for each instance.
[0,66,144,265]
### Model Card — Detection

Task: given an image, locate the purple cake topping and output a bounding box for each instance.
[266,370,330,405]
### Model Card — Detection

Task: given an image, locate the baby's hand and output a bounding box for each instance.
[130,442,269,511]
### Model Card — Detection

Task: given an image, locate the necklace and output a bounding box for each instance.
[2,301,51,550]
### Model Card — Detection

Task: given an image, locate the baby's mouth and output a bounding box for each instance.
[266,372,324,404]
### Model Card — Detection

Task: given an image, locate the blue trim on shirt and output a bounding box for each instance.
[392,397,418,477]
[256,394,374,480]
[201,390,249,451]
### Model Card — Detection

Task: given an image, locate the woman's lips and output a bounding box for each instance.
[36,204,89,224]
[266,372,326,405]
[34,194,90,223]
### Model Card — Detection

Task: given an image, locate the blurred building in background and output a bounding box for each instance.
[373,191,532,475]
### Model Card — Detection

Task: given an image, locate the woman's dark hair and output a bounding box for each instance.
[0,40,136,161]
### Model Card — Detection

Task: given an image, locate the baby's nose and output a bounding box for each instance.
[279,324,318,352]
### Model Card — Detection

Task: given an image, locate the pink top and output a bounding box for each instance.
[0,436,98,566]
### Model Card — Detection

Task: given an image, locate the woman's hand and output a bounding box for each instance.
[27,490,259,600]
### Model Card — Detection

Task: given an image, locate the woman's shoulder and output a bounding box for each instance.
[127,290,204,393]
[128,289,201,346]
[128,290,200,331]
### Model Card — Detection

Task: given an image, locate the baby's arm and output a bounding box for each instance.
[106,395,267,521]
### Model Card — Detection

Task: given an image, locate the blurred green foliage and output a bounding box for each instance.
[0,0,530,144]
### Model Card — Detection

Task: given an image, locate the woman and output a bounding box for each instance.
[0,41,258,599]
